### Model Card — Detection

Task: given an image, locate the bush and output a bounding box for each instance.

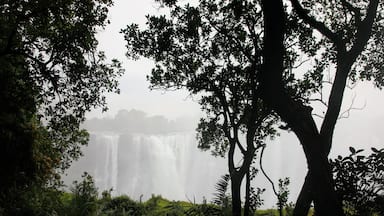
[330,147,384,216]
[101,195,146,216]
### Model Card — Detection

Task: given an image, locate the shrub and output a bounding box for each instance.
[330,147,384,216]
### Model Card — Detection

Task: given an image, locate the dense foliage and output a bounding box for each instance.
[0,0,123,213]
[48,173,297,216]
[331,147,384,216]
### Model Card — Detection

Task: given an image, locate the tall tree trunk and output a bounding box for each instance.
[293,173,313,216]
[231,173,242,216]
[293,132,344,216]
[261,0,345,215]
[289,0,379,213]
[261,0,379,215]
[228,137,243,216]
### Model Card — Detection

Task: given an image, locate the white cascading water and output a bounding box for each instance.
[103,135,119,192]
[77,134,120,194]
[66,132,227,202]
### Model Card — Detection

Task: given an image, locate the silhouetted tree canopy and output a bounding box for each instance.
[0,0,123,121]
[0,0,122,213]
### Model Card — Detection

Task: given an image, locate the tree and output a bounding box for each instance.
[122,0,277,215]
[260,0,383,215]
[68,172,99,216]
[0,0,123,212]
[277,178,290,216]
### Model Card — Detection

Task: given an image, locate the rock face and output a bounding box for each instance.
[64,131,226,202]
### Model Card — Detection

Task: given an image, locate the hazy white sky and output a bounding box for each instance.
[88,0,201,120]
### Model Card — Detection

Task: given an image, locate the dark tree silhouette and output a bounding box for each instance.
[261,0,383,215]
[123,1,277,215]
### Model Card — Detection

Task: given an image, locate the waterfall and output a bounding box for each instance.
[65,132,227,202]
[63,131,308,207]
[72,134,120,194]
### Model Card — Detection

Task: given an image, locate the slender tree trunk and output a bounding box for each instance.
[244,169,251,216]
[228,138,244,216]
[279,201,283,216]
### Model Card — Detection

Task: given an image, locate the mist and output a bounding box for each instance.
[83,109,199,134]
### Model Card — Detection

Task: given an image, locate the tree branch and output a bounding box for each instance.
[259,145,278,197]
[340,0,362,24]
[290,0,342,45]
[347,0,379,62]
[320,0,379,153]
[235,134,246,154]
[338,94,366,119]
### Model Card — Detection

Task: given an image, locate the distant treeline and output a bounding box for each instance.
[83,109,198,134]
